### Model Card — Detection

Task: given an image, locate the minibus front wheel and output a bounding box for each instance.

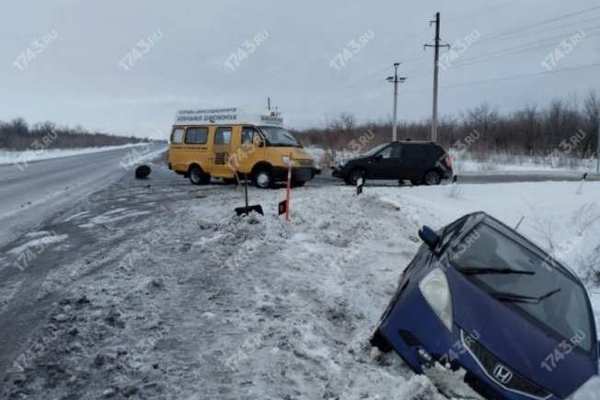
[253,168,272,189]
[189,165,210,185]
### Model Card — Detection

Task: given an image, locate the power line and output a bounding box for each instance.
[449,28,600,70]
[330,2,524,92]
[434,62,600,91]
[488,14,600,43]
[468,4,600,47]
[402,19,600,78]
[345,62,600,107]
[335,5,600,93]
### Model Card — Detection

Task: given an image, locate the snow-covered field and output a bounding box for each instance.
[2,167,600,399]
[305,145,599,175]
[450,151,598,175]
[0,143,152,166]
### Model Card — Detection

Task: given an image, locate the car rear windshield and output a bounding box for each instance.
[450,221,594,352]
[363,143,389,156]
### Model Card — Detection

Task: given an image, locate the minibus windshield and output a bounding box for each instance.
[259,126,301,147]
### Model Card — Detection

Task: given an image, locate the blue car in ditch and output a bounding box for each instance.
[371,212,599,400]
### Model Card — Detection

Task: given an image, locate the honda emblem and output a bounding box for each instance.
[493,363,513,384]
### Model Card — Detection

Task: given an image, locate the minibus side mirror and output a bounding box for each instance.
[419,226,440,251]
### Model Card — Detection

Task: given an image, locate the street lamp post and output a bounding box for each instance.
[387,63,407,142]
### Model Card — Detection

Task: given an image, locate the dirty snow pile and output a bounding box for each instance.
[2,174,600,399]
[1,180,457,399]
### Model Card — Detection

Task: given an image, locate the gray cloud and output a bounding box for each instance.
[1,0,599,139]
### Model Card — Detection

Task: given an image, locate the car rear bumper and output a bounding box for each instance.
[331,167,346,179]
[438,165,453,180]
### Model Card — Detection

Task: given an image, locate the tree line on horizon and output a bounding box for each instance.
[0,118,148,151]
[296,91,600,158]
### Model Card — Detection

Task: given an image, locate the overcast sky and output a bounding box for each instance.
[1,0,599,139]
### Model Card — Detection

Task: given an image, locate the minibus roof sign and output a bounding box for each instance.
[175,108,284,127]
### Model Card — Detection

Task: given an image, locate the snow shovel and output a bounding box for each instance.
[235,173,263,216]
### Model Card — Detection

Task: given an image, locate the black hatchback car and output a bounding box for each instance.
[332,141,453,186]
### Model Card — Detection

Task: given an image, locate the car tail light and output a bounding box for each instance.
[444,154,453,170]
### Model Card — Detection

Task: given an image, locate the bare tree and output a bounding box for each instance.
[296,96,600,160]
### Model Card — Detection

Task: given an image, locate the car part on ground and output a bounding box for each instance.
[134,165,151,179]
[371,211,599,400]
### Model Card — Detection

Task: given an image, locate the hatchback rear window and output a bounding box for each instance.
[403,144,429,162]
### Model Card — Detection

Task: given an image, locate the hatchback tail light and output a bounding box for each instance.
[444,154,453,170]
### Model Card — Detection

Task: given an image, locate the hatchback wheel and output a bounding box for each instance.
[424,170,441,186]
[254,169,272,189]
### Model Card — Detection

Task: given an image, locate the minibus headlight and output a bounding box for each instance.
[419,268,453,331]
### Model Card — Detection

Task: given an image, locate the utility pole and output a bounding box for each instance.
[267,97,271,112]
[425,12,449,143]
[386,63,406,142]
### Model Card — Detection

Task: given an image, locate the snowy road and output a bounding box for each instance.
[0,144,165,247]
[1,159,600,399]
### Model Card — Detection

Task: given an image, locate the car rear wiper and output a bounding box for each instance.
[493,288,561,304]
[460,267,535,276]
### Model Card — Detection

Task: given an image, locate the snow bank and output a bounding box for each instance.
[0,143,151,166]
[450,150,598,174]
[306,144,598,174]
